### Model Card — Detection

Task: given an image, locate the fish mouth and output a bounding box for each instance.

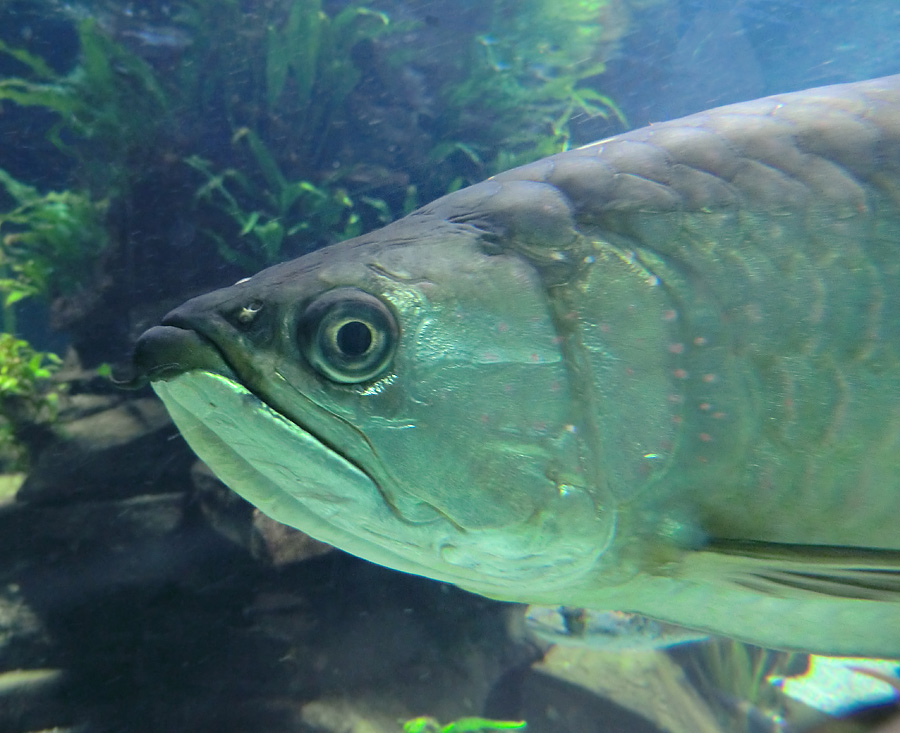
[130,312,458,530]
[126,323,367,482]
[125,326,489,584]
[124,321,448,526]
[150,369,468,579]
[123,322,428,552]
[116,324,236,388]
[127,320,402,512]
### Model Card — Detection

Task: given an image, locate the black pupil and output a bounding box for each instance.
[336,320,372,357]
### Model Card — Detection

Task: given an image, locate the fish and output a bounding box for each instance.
[125,75,900,657]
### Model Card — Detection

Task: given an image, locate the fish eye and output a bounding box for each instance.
[298,288,398,383]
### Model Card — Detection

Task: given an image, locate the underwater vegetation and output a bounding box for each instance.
[174,0,625,268]
[0,332,61,469]
[0,23,168,197]
[688,639,800,731]
[402,717,526,733]
[436,0,624,175]
[177,0,407,269]
[0,163,103,469]
[0,167,109,322]
[2,0,625,272]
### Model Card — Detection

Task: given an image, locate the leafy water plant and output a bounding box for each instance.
[0,168,108,332]
[402,716,526,733]
[176,0,626,268]
[0,20,169,196]
[425,0,625,182]
[0,332,62,470]
[185,128,388,269]
[1,0,626,302]
[691,638,800,731]
[178,0,404,266]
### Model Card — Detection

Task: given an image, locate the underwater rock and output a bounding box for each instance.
[0,582,51,670]
[17,395,195,503]
[530,646,720,733]
[251,510,334,567]
[192,460,334,566]
[301,696,412,733]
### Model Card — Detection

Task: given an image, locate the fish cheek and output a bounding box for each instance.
[365,350,582,530]
[361,264,581,529]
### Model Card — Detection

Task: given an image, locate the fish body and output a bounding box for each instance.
[130,75,900,656]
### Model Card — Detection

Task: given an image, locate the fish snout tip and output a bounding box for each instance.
[109,361,148,390]
[116,325,229,390]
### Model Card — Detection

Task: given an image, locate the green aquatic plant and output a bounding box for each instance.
[0,332,62,470]
[178,0,404,267]
[691,639,799,731]
[402,716,526,733]
[185,128,392,268]
[1,0,625,290]
[178,0,625,268]
[0,20,169,195]
[0,168,108,332]
[264,0,391,119]
[427,0,625,183]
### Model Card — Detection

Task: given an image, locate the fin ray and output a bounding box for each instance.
[686,539,900,602]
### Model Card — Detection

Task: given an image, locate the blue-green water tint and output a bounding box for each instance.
[1,2,900,732]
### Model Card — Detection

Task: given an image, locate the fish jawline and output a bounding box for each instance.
[152,370,592,594]
[152,371,458,577]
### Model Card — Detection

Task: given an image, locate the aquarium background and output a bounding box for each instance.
[0,1,898,731]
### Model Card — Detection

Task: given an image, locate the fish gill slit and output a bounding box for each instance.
[545,280,607,495]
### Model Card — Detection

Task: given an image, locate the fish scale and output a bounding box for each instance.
[128,76,900,655]
[495,79,900,551]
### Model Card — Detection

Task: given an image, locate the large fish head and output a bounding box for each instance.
[131,211,617,600]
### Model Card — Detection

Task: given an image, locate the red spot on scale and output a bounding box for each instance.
[699,433,712,442]
[668,343,685,354]
[663,310,677,321]
[673,368,688,379]
[497,322,509,333]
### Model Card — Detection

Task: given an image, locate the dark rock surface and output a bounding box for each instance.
[18,393,195,504]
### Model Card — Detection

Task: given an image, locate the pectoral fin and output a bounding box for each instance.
[685,539,900,602]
